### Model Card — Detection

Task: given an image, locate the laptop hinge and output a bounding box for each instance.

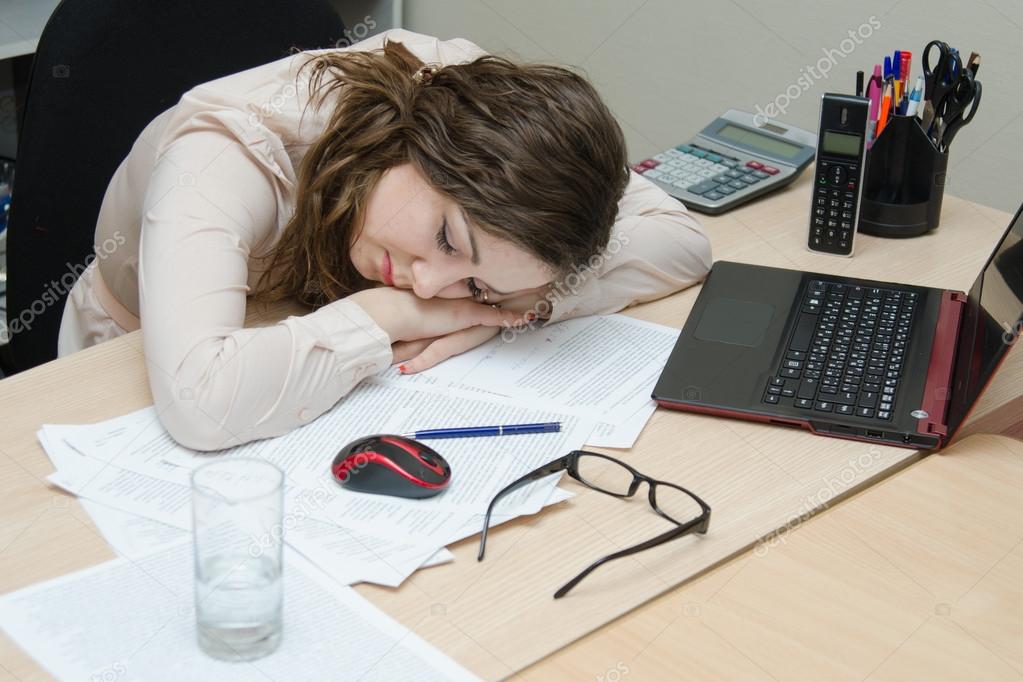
[917,290,967,438]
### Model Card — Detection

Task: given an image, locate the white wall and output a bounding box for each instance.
[404,0,1023,214]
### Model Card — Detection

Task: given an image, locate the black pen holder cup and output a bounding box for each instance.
[859,114,949,238]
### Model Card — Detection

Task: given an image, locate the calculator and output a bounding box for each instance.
[631,110,817,214]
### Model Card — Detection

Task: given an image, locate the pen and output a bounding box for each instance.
[900,50,912,92]
[905,75,924,118]
[403,422,562,439]
[866,64,882,148]
[877,83,892,137]
[892,53,902,107]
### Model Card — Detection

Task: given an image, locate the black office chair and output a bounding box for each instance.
[0,0,347,375]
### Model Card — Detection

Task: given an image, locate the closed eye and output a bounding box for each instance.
[435,217,455,255]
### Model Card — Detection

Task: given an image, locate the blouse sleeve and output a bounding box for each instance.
[139,125,392,451]
[544,170,713,323]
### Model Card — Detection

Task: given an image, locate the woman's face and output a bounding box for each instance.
[350,164,554,301]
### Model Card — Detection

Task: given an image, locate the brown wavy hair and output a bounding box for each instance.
[256,39,630,306]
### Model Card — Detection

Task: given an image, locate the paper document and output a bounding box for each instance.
[0,541,479,681]
[380,314,675,443]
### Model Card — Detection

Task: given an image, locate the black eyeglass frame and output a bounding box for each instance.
[477,450,712,599]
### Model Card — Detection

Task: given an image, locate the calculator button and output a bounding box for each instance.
[746,160,764,170]
[735,166,754,174]
[726,169,743,179]
[676,144,694,153]
[641,159,659,168]
[686,180,717,194]
[654,153,671,162]
[713,173,732,184]
[728,180,747,191]
[740,175,759,185]
[761,165,779,175]
[716,185,736,195]
[706,153,723,163]
[631,164,646,173]
[691,149,707,158]
[644,169,663,180]
[704,191,724,201]
[752,170,769,179]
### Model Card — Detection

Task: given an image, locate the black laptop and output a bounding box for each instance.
[653,202,1023,449]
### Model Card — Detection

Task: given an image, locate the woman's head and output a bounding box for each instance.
[258,39,629,306]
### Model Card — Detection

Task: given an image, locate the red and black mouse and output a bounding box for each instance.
[331,434,451,499]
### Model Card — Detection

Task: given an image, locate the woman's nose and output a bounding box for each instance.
[411,259,459,299]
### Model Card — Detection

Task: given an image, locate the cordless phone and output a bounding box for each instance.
[809,94,870,256]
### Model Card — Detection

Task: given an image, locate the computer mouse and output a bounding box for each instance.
[331,434,451,499]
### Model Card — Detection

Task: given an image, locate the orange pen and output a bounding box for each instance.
[877,83,892,136]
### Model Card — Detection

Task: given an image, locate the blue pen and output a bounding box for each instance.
[403,422,562,439]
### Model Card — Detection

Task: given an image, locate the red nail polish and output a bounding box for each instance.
[398,364,408,374]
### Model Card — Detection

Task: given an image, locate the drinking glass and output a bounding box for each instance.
[191,457,284,661]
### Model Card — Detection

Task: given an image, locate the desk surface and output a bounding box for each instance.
[0,172,1020,681]
[520,433,1023,681]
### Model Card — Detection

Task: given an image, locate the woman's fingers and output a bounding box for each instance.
[391,338,439,364]
[455,300,529,328]
[400,326,501,374]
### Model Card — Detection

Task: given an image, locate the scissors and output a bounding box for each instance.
[938,77,981,151]
[921,41,979,148]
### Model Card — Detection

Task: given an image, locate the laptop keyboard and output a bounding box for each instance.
[763,280,918,421]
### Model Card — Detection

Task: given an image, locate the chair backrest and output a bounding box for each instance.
[3,0,346,373]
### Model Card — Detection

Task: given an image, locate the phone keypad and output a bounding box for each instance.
[811,160,858,255]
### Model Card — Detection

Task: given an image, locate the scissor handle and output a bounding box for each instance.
[923,40,961,101]
[941,79,982,152]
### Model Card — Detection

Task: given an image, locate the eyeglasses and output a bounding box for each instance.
[477,450,711,598]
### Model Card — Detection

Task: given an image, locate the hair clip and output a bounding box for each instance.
[412,66,437,86]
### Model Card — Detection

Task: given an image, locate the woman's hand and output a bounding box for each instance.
[387,284,553,373]
[348,286,526,345]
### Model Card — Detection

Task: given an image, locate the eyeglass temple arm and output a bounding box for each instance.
[553,513,710,599]
[477,457,572,561]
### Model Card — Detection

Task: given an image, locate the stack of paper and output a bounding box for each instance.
[0,540,480,681]
[35,314,677,589]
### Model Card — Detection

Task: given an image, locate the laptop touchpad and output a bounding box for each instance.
[693,297,775,347]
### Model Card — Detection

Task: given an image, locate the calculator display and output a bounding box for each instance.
[821,130,862,157]
[717,123,804,160]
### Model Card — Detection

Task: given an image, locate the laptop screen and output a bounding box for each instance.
[946,205,1023,437]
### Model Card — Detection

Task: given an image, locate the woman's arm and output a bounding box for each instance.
[140,128,394,451]
[544,170,712,323]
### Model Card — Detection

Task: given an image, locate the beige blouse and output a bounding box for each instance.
[62,29,712,450]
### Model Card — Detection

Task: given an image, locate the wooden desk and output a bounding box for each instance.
[520,433,1023,681]
[0,174,1019,680]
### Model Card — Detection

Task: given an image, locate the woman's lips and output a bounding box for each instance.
[381,250,395,286]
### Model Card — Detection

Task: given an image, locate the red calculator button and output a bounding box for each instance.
[762,165,780,175]
[631,164,647,173]
[746,161,764,170]
[641,159,659,168]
